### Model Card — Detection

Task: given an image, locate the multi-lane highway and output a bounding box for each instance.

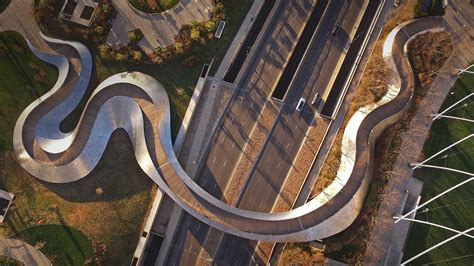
[166,0,318,264]
[210,0,369,264]
[165,0,381,264]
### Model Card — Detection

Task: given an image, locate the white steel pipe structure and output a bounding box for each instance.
[411,134,473,169]
[432,93,473,121]
[394,216,474,238]
[455,64,474,75]
[430,114,474,123]
[411,164,473,176]
[395,177,474,223]
[401,228,474,265]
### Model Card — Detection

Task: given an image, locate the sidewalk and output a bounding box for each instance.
[0,238,52,266]
[0,0,51,51]
[107,0,213,54]
[364,1,474,264]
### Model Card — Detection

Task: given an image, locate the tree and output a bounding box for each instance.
[115,51,128,61]
[173,41,184,55]
[101,3,111,14]
[205,21,216,32]
[190,28,200,41]
[131,50,143,62]
[98,44,111,59]
[94,26,104,34]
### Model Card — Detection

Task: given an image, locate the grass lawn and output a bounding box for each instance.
[414,0,445,18]
[0,0,11,13]
[17,224,94,265]
[0,31,58,151]
[129,0,178,13]
[403,66,474,265]
[0,256,22,265]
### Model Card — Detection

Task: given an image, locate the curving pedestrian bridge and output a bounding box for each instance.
[13,17,447,242]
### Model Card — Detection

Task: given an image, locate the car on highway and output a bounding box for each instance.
[331,22,340,34]
[296,97,306,112]
[311,93,320,105]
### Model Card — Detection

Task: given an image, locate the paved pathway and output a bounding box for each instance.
[0,238,52,266]
[106,0,213,54]
[364,1,474,264]
[0,0,51,51]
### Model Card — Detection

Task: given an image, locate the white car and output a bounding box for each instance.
[296,98,306,112]
[311,93,320,105]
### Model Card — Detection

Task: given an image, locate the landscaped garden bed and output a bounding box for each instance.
[129,0,178,13]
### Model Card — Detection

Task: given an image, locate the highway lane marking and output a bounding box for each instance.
[212,156,216,164]
[213,183,218,191]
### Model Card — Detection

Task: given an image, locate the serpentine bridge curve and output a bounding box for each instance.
[13,17,447,242]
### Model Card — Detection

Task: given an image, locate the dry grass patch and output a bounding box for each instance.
[279,243,325,265]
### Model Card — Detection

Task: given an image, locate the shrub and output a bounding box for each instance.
[114,51,128,61]
[131,50,143,62]
[128,29,143,43]
[190,28,200,41]
[95,26,104,34]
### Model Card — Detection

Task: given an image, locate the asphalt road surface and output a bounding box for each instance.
[165,0,377,264]
[166,1,317,264]
[213,0,369,264]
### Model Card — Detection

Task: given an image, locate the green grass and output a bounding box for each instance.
[0,0,11,13]
[0,256,22,265]
[414,0,445,18]
[0,31,58,151]
[404,66,474,265]
[129,0,179,13]
[17,224,94,265]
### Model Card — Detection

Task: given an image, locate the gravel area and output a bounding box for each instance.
[254,116,330,260]
[273,117,330,212]
[223,100,280,206]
